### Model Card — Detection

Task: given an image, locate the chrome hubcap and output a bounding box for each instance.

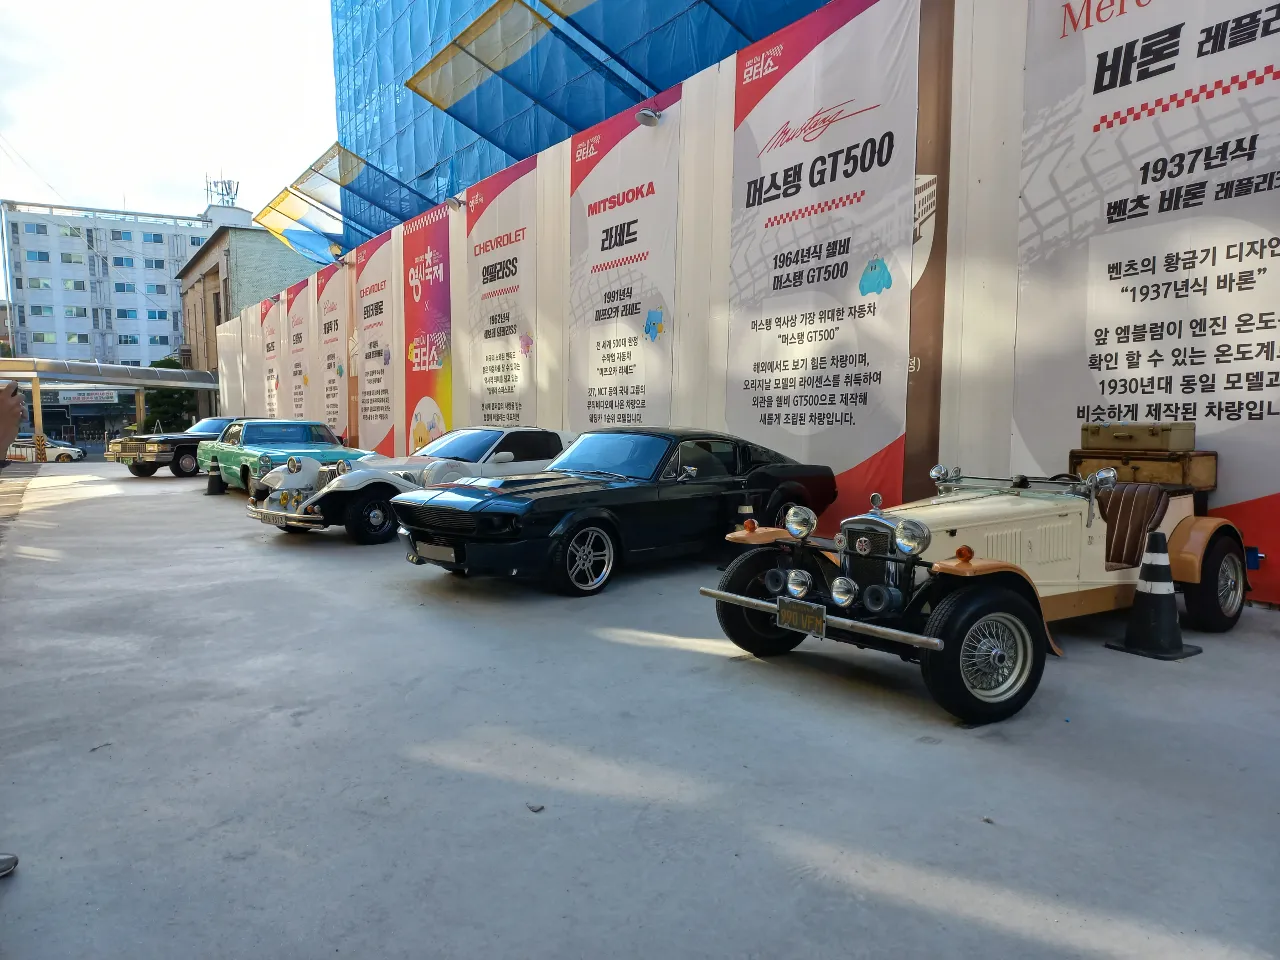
[366,504,388,529]
[567,527,614,590]
[959,613,1033,703]
[1218,553,1244,617]
[180,454,197,472]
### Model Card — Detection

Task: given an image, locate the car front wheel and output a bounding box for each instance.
[170,450,200,477]
[344,489,397,544]
[127,463,159,477]
[714,547,805,657]
[920,586,1046,725]
[1183,535,1246,633]
[550,523,617,596]
[55,453,73,463]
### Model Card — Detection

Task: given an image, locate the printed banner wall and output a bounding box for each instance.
[353,231,396,455]
[402,204,453,451]
[1017,0,1280,600]
[567,85,683,431]
[725,0,920,512]
[284,278,311,420]
[260,296,283,419]
[466,156,538,426]
[241,306,265,418]
[313,262,350,436]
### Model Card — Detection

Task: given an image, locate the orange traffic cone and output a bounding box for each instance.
[1106,531,1202,661]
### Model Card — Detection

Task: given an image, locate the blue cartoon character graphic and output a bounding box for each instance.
[644,309,666,343]
[383,346,392,367]
[858,258,893,296]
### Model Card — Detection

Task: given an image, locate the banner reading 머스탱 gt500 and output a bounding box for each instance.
[1016,0,1280,600]
[725,0,919,511]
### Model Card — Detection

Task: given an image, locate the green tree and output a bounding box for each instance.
[143,357,198,432]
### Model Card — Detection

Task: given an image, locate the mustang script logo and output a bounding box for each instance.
[758,99,880,157]
[855,537,873,556]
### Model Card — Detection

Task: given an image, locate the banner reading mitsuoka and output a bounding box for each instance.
[1017,0,1280,600]
[567,86,682,431]
[725,0,920,513]
[353,231,395,455]
[260,295,283,420]
[402,204,453,452]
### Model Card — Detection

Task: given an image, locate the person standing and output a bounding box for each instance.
[0,380,24,877]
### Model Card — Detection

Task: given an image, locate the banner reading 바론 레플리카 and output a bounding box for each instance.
[467,156,537,427]
[261,296,283,419]
[402,204,452,453]
[1016,0,1280,600]
[313,261,349,437]
[567,86,682,431]
[725,0,918,507]
[284,277,311,421]
[353,231,395,455]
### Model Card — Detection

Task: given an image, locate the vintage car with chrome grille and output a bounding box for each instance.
[246,426,574,543]
[702,466,1249,724]
[106,417,238,477]
[198,419,367,496]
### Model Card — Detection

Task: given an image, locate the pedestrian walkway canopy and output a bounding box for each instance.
[0,358,219,391]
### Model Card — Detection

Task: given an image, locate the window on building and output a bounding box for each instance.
[24,223,47,235]
[59,225,82,237]
[100,256,109,273]
[146,283,166,295]
[112,256,134,267]
[190,236,205,247]
[143,232,163,243]
[30,305,53,317]
[116,308,137,319]
[61,252,85,264]
[63,279,86,292]
[28,277,52,290]
[13,278,21,289]
[149,335,168,346]
[8,222,17,241]
[121,360,141,366]
[144,257,165,269]
[86,229,95,250]
[118,334,139,345]
[114,282,135,293]
[147,309,168,320]
[67,332,90,344]
[15,305,24,326]
[111,229,132,241]
[31,332,56,343]
[25,250,50,262]
[92,315,100,330]
[172,318,179,332]
[213,291,222,324]
[65,307,88,318]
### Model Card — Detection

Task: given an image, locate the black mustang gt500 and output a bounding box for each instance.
[390,426,838,595]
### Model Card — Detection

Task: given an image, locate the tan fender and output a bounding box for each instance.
[725,526,795,545]
[929,558,1065,657]
[1167,516,1236,584]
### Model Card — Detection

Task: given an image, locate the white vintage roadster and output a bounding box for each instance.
[247,426,574,543]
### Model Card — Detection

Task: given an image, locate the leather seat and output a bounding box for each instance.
[1096,483,1170,570]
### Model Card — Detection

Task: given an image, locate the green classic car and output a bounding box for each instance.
[198,419,367,495]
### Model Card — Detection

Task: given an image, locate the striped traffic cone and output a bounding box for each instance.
[1106,531,1202,661]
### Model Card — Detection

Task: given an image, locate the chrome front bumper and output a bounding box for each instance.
[106,450,174,464]
[246,503,327,529]
[698,587,944,651]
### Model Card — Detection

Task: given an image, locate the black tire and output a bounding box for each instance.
[1182,535,1246,633]
[169,448,200,477]
[343,488,398,544]
[920,586,1047,725]
[55,453,73,463]
[280,525,310,535]
[714,547,805,657]
[548,522,618,596]
[239,467,255,493]
[205,466,227,495]
[127,463,158,477]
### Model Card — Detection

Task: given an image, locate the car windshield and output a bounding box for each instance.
[412,429,501,462]
[242,423,338,445]
[189,418,233,435]
[548,432,671,480]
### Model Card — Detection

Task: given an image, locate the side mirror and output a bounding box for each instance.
[678,465,698,482]
[491,451,515,464]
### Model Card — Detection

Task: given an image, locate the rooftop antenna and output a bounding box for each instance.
[205,175,239,207]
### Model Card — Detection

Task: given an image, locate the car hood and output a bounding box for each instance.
[249,444,368,459]
[116,432,216,444]
[882,489,1087,530]
[393,471,634,512]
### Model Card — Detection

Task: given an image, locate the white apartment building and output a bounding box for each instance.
[0,200,250,366]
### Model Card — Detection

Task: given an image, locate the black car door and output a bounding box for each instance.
[656,439,747,550]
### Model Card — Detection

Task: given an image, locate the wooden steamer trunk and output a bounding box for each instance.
[1071,422,1216,514]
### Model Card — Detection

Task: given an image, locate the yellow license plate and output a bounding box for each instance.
[776,597,826,637]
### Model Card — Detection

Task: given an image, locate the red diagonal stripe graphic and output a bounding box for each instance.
[763,191,865,229]
[480,284,520,300]
[1093,64,1279,132]
[590,250,650,274]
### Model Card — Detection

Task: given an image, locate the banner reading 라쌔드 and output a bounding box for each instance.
[402,204,453,452]
[314,261,350,437]
[353,231,395,455]
[466,155,537,427]
[1016,0,1280,600]
[725,0,919,514]
[260,295,283,419]
[284,277,311,421]
[567,86,682,432]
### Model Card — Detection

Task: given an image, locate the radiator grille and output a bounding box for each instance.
[393,502,477,536]
[840,526,892,587]
[317,465,338,489]
[115,442,146,455]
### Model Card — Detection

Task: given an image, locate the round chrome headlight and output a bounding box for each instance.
[929,464,948,481]
[335,459,352,475]
[894,518,932,556]
[784,505,818,539]
[831,577,859,608]
[259,454,273,468]
[785,569,812,598]
[287,456,301,474]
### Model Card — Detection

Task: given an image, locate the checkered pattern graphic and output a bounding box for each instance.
[590,250,649,274]
[480,284,520,300]
[1093,65,1280,132]
[763,191,865,229]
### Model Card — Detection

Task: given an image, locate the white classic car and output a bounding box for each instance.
[247,426,575,543]
[704,466,1249,724]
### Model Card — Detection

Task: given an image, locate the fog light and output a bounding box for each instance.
[763,568,787,595]
[786,569,812,598]
[863,584,903,615]
[831,577,858,608]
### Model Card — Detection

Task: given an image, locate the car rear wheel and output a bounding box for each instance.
[550,523,617,596]
[170,450,200,477]
[344,488,397,544]
[127,463,158,477]
[920,586,1046,725]
[1183,535,1246,633]
[715,547,805,657]
[766,493,804,529]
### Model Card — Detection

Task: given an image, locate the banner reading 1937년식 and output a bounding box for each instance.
[466,156,537,426]
[725,0,919,511]
[353,231,395,455]
[567,86,682,431]
[1016,0,1280,601]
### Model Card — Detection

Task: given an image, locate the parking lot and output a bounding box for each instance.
[1,462,1278,959]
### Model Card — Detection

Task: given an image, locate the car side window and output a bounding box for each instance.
[536,431,564,459]
[491,431,541,462]
[675,440,733,479]
[222,423,243,445]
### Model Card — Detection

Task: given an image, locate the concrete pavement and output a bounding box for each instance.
[1,463,1278,959]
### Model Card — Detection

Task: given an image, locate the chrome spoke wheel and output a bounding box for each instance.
[1217,552,1245,618]
[566,526,614,591]
[365,503,389,531]
[958,613,1034,703]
